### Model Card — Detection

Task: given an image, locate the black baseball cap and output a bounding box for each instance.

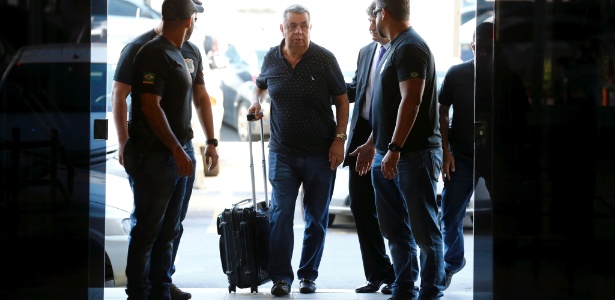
[162,0,204,20]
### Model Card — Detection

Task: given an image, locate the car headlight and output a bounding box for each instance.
[121,218,132,235]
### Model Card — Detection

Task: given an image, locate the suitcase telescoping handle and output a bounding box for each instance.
[247,112,269,210]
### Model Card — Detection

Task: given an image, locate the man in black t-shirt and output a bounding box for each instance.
[119,1,214,299]
[353,1,444,299]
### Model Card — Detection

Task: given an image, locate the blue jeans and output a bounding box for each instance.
[349,165,419,284]
[440,152,473,272]
[171,141,196,275]
[128,141,195,276]
[123,138,188,300]
[372,148,445,298]
[267,151,335,284]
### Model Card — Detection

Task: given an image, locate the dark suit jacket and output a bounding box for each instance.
[344,42,378,167]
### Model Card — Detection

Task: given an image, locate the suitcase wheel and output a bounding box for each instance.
[228,285,236,293]
[251,286,258,293]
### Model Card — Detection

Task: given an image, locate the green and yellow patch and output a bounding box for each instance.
[142,72,155,85]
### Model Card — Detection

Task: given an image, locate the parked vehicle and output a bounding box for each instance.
[94,170,133,287]
[92,0,161,44]
[0,43,118,167]
[218,43,271,141]
[0,42,131,287]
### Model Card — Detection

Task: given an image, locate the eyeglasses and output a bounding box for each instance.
[373,7,383,16]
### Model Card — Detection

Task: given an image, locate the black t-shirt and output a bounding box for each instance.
[255,40,347,155]
[114,29,157,85]
[371,27,441,152]
[130,35,193,144]
[438,59,474,158]
[114,30,205,87]
[116,30,204,143]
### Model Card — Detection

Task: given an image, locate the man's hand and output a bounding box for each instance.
[172,146,194,177]
[329,139,345,170]
[381,151,400,180]
[442,151,455,181]
[349,142,376,176]
[204,144,219,171]
[247,103,263,121]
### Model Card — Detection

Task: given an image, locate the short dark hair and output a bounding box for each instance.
[376,0,410,22]
[474,21,494,43]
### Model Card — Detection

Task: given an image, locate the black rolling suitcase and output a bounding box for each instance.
[217,116,271,293]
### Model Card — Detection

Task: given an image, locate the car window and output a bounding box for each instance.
[108,0,159,19]
[108,0,139,17]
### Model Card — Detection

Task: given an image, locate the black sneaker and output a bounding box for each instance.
[299,279,316,294]
[271,280,291,296]
[169,283,192,300]
[444,257,466,290]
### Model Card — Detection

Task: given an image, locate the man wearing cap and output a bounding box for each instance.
[122,0,204,299]
[113,0,216,298]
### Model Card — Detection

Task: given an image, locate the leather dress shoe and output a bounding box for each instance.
[381,283,393,294]
[271,280,291,296]
[355,281,384,293]
[299,279,316,294]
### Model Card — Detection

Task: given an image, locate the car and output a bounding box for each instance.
[218,43,271,141]
[94,170,133,287]
[91,0,161,44]
[0,42,132,287]
[0,42,118,168]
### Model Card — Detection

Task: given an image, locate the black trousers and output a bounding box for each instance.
[347,117,395,284]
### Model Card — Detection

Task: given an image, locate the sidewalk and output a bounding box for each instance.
[101,287,473,299]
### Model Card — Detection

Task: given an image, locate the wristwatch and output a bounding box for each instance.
[206,139,218,147]
[336,133,347,142]
[387,142,403,152]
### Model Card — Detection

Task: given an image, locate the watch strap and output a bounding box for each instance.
[206,138,218,147]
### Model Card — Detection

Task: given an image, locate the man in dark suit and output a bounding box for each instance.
[345,1,419,295]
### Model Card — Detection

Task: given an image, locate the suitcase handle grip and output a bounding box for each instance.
[246,112,263,121]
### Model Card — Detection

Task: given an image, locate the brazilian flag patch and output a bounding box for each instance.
[142,72,155,85]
